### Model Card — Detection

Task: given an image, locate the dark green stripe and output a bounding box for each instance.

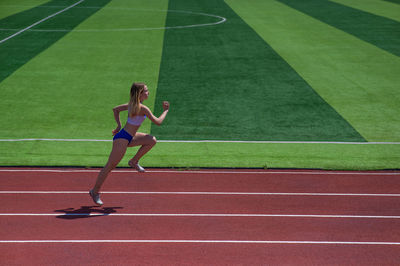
[277,0,400,57]
[152,0,365,142]
[383,0,400,4]
[0,0,110,83]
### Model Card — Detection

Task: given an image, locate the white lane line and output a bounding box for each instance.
[1,213,400,219]
[0,169,398,175]
[1,138,399,144]
[1,191,400,197]
[1,240,400,245]
[0,0,84,44]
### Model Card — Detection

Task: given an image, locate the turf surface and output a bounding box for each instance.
[0,0,49,20]
[0,0,111,83]
[277,0,400,57]
[226,0,400,142]
[1,141,399,170]
[331,0,400,22]
[384,0,400,4]
[152,0,365,141]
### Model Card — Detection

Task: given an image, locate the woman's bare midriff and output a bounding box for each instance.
[124,123,140,137]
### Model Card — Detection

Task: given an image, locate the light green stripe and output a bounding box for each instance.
[1,141,399,170]
[226,0,400,142]
[0,0,49,20]
[331,0,400,22]
[0,0,168,138]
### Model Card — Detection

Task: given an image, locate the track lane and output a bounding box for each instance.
[1,193,400,216]
[1,243,399,265]
[1,168,400,193]
[1,215,400,242]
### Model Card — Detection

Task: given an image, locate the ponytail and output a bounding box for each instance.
[129,83,145,117]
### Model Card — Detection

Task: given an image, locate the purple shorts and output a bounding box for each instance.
[113,128,133,143]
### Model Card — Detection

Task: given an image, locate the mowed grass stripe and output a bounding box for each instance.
[0,0,111,83]
[0,0,167,147]
[331,0,400,22]
[384,0,400,4]
[226,0,400,142]
[152,0,364,142]
[277,0,400,57]
[0,0,49,20]
[2,140,400,170]
[0,0,68,40]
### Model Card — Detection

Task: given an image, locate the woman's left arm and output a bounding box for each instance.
[142,102,169,126]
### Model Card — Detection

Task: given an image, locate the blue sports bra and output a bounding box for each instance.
[127,115,146,126]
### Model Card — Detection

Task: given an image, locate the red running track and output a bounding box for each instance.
[0,168,400,265]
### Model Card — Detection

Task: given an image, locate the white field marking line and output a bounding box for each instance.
[0,0,84,44]
[2,213,400,219]
[0,169,398,175]
[0,138,399,144]
[160,140,400,145]
[1,191,400,197]
[1,240,400,245]
[0,9,226,32]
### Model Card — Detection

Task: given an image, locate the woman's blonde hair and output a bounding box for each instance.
[129,82,146,117]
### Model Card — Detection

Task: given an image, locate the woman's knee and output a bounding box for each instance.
[150,136,157,146]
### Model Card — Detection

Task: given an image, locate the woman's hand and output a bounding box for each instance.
[112,126,121,136]
[163,101,170,111]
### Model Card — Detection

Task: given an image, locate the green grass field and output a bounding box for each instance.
[0,0,399,169]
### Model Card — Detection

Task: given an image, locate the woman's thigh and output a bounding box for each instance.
[128,132,156,147]
[106,139,129,166]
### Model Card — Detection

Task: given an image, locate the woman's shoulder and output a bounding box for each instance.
[139,104,150,114]
[140,104,153,116]
[140,104,150,110]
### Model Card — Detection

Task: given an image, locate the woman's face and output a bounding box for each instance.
[140,86,149,101]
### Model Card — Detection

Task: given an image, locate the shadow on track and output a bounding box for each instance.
[54,206,123,219]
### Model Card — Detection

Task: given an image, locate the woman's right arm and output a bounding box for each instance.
[112,103,128,135]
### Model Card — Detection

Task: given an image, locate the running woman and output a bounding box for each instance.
[90,82,169,206]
